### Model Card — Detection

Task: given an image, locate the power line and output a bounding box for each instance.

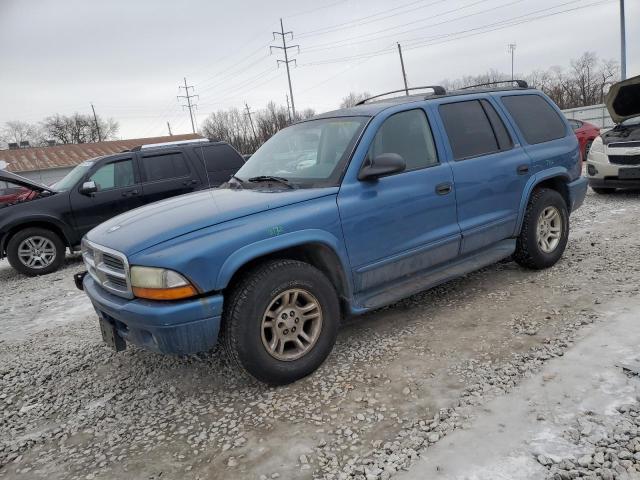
[177,77,199,134]
[271,18,299,119]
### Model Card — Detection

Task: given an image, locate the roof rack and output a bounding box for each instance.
[460,80,528,90]
[356,85,446,105]
[129,138,212,151]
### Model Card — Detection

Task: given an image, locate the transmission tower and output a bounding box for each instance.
[177,77,199,133]
[271,19,299,119]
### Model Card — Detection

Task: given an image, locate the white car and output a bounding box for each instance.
[586,75,640,194]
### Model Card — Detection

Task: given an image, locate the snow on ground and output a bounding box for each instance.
[1,188,640,480]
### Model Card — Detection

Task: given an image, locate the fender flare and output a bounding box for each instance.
[0,215,76,252]
[514,167,571,235]
[215,229,353,294]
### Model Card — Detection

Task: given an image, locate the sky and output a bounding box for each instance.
[0,0,637,140]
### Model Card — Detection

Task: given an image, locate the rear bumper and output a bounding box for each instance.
[567,176,588,212]
[83,274,223,355]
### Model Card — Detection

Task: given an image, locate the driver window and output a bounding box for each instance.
[369,109,438,170]
[89,159,135,191]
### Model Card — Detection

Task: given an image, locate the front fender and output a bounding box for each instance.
[216,229,353,293]
[0,214,75,252]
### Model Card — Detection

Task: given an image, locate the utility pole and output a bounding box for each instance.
[244,102,257,139]
[397,43,409,95]
[620,0,626,80]
[177,77,199,133]
[508,43,517,81]
[271,19,299,120]
[286,94,292,123]
[90,103,102,142]
[167,121,172,136]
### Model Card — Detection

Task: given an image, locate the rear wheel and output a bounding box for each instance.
[222,259,340,385]
[514,188,569,270]
[592,187,615,194]
[7,227,66,276]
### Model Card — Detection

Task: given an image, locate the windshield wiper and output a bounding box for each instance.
[247,175,295,189]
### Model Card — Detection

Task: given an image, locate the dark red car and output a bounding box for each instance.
[568,119,600,161]
[0,180,33,207]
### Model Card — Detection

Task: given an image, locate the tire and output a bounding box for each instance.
[222,259,340,385]
[7,227,66,276]
[514,188,569,270]
[592,187,615,194]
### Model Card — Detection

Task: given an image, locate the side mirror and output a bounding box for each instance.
[358,153,406,181]
[80,180,97,195]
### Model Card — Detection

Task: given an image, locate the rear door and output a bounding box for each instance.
[139,149,202,204]
[69,155,143,235]
[436,96,531,254]
[192,143,245,187]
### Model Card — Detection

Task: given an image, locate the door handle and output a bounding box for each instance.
[122,189,139,197]
[436,182,452,195]
[517,164,529,175]
[183,179,198,186]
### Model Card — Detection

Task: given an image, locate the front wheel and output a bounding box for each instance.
[514,188,569,270]
[7,227,66,276]
[222,259,340,385]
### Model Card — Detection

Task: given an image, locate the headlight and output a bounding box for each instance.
[588,136,605,156]
[130,266,198,300]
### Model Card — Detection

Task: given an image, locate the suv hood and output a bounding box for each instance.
[0,170,56,192]
[606,74,640,124]
[87,187,338,256]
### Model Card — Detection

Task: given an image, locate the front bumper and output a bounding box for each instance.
[83,274,223,355]
[567,176,588,212]
[586,159,640,189]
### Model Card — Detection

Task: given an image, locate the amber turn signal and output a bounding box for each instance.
[132,285,198,301]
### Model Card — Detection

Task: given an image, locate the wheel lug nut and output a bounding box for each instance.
[283,329,289,335]
[290,310,295,316]
[292,326,296,332]
[295,318,299,323]
[281,313,287,319]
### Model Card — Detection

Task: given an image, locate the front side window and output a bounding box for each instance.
[235,117,368,187]
[141,153,189,182]
[89,159,135,191]
[501,94,567,144]
[439,100,502,160]
[368,109,438,170]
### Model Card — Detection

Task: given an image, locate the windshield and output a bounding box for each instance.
[53,160,96,191]
[234,117,368,187]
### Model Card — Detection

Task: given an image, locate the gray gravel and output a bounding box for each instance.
[1,188,640,480]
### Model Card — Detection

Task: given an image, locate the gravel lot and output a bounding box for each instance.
[2,188,640,480]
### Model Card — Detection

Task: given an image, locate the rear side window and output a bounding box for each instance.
[369,109,438,170]
[439,100,500,160]
[196,144,244,173]
[501,94,567,144]
[141,153,190,182]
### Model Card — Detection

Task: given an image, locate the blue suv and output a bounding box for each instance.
[78,81,587,385]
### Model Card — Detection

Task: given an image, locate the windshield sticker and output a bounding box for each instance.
[268,226,285,237]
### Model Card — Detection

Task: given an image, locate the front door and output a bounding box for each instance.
[337,108,461,301]
[70,155,143,236]
[436,97,531,254]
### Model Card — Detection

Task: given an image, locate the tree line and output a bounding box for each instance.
[0,113,119,149]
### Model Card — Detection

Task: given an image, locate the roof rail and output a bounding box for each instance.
[130,138,212,151]
[356,85,446,105]
[460,80,528,90]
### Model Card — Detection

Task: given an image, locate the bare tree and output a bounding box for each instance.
[41,113,119,145]
[201,102,316,154]
[340,92,371,108]
[0,121,41,148]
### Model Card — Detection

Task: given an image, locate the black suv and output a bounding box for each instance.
[0,139,244,275]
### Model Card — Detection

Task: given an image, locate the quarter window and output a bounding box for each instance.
[369,109,438,170]
[439,100,504,160]
[89,159,135,191]
[501,94,567,144]
[141,153,190,182]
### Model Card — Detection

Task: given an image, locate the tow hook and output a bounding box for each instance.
[74,271,87,291]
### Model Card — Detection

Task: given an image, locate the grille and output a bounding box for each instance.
[609,141,640,148]
[82,240,132,298]
[608,155,640,165]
